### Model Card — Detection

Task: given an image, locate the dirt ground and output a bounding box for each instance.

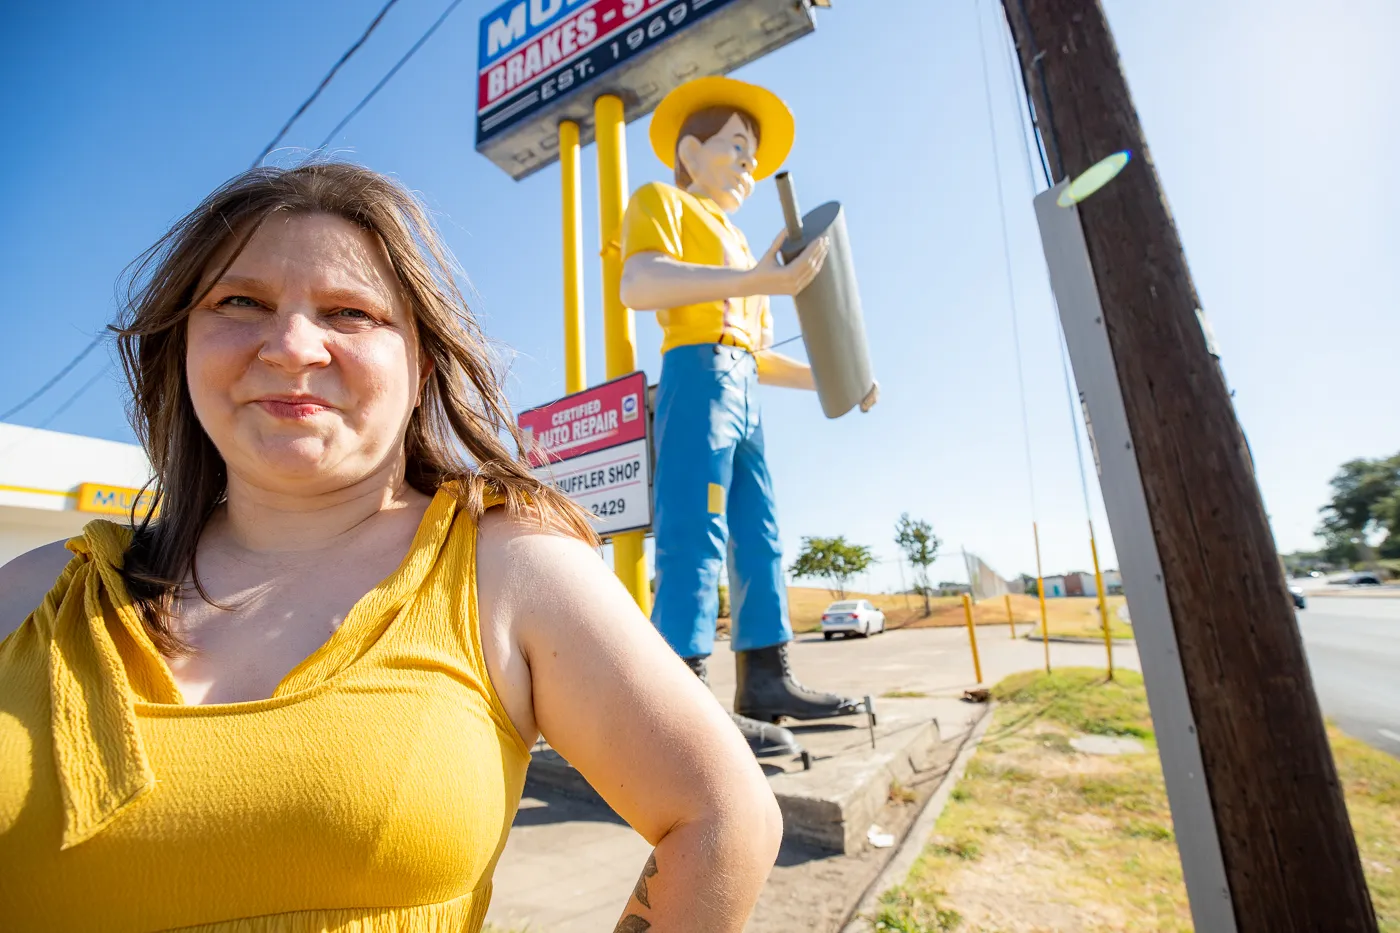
[746,717,977,933]
[876,669,1400,933]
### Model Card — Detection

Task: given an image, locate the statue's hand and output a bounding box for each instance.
[859,381,880,413]
[752,230,830,297]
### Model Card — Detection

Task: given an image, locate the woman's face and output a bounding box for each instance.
[186,212,427,496]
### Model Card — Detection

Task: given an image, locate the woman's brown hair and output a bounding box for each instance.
[113,161,598,655]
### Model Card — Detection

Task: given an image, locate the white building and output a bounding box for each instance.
[1040,570,1124,599]
[0,422,153,565]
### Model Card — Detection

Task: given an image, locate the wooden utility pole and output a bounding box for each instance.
[1000,1,1377,930]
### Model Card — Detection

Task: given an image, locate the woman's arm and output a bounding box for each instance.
[0,540,72,643]
[476,515,782,933]
[619,232,830,312]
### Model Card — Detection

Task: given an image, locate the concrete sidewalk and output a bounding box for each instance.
[486,625,1139,932]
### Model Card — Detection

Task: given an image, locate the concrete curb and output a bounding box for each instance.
[837,702,997,933]
[1025,634,1135,645]
[1304,589,1400,599]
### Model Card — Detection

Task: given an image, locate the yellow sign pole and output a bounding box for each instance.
[560,119,586,395]
[1089,520,1113,680]
[594,93,649,613]
[1004,593,1016,638]
[1033,521,1050,673]
[961,593,983,684]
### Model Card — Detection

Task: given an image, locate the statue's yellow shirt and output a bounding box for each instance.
[621,181,773,356]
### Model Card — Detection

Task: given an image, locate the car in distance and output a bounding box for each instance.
[1341,572,1382,586]
[820,599,886,639]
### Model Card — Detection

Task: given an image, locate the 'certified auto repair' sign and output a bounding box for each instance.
[518,371,651,537]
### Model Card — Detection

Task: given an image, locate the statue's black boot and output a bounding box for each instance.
[683,655,801,758]
[734,642,863,722]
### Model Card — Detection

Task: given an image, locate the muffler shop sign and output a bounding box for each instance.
[518,371,650,537]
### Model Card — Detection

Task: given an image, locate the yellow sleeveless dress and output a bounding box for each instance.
[0,486,531,932]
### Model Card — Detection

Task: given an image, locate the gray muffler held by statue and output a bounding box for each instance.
[775,171,875,419]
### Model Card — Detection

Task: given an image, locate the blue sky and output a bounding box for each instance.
[2,0,1396,592]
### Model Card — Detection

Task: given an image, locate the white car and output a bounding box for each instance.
[820,599,886,639]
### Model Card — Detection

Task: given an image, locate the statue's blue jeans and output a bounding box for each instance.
[650,343,793,659]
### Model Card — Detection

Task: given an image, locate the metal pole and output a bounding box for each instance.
[1004,593,1016,639]
[1008,1,1375,921]
[961,594,983,684]
[594,93,649,614]
[560,119,586,395]
[1033,521,1050,672]
[896,556,911,612]
[1089,520,1113,679]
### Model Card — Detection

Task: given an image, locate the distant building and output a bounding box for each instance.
[1042,571,1121,598]
[0,422,152,565]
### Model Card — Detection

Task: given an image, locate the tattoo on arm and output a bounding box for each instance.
[614,852,659,932]
[632,853,659,909]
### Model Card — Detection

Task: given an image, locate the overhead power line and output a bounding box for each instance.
[36,364,112,429]
[9,0,464,429]
[251,0,402,168]
[317,0,468,149]
[975,0,1039,525]
[1,334,105,421]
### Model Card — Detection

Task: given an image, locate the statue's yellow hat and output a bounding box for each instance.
[649,76,795,181]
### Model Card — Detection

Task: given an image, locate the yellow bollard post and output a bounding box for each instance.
[1089,520,1113,680]
[1005,593,1016,638]
[1034,521,1050,673]
[559,120,586,395]
[594,94,649,614]
[962,593,983,684]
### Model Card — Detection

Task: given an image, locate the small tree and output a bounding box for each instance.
[790,536,876,599]
[894,513,940,615]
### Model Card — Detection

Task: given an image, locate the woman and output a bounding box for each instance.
[0,162,782,932]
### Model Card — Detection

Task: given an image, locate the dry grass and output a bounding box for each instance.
[869,668,1400,932]
[782,587,1133,641]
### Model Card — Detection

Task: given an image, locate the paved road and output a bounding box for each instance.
[1297,596,1400,757]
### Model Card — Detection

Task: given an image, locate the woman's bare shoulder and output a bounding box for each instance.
[473,506,624,640]
[0,540,75,642]
[475,506,603,596]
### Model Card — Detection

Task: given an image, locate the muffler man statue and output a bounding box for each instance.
[619,76,876,757]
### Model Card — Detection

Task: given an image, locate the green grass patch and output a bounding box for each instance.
[1330,726,1400,924]
[993,667,1154,739]
[873,890,963,932]
[882,689,930,699]
[867,667,1400,933]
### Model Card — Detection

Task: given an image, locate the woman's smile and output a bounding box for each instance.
[253,394,334,420]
